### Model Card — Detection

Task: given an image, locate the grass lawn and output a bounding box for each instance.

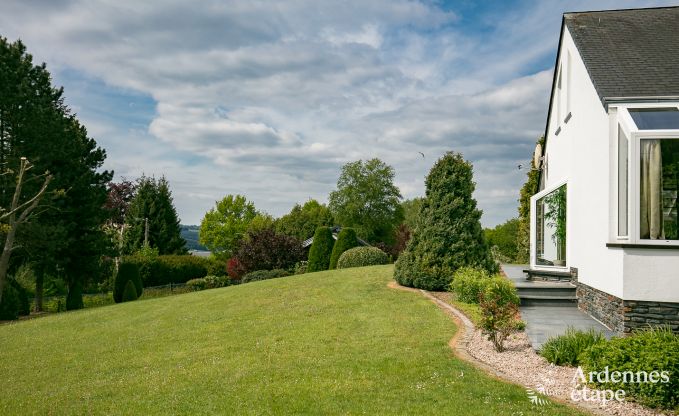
[0,265,585,415]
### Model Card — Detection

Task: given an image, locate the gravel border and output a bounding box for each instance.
[389,282,675,416]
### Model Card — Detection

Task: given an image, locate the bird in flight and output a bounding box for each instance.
[418,152,425,159]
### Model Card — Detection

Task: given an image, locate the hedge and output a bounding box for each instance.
[329,228,359,269]
[337,246,389,269]
[122,255,225,286]
[241,269,290,284]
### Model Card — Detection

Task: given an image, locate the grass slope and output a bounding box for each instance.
[0,265,583,415]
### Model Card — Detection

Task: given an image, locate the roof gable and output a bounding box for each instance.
[565,7,679,105]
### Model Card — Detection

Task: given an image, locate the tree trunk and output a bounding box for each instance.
[0,220,18,304]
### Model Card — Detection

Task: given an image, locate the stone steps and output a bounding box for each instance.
[516,282,577,306]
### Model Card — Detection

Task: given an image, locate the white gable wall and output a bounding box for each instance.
[539,27,624,298]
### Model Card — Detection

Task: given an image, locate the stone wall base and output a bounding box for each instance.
[576,283,679,334]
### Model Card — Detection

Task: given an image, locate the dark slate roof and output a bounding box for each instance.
[565,7,679,105]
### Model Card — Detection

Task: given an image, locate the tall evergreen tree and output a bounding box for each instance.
[394,152,497,291]
[0,38,112,310]
[123,176,186,255]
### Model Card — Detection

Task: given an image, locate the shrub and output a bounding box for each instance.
[294,261,308,275]
[540,327,606,366]
[580,327,679,409]
[124,255,212,286]
[186,278,207,291]
[188,275,232,291]
[394,152,497,291]
[0,283,21,320]
[235,229,304,274]
[205,258,227,277]
[114,262,142,303]
[241,269,290,284]
[478,276,520,352]
[121,280,138,302]
[449,267,491,304]
[227,257,246,280]
[307,227,335,272]
[337,246,389,269]
[329,228,359,269]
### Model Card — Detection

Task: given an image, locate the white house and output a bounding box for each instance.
[529,6,679,334]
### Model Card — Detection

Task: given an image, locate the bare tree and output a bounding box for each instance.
[0,157,52,304]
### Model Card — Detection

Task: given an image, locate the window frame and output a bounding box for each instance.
[530,179,569,270]
[615,104,679,246]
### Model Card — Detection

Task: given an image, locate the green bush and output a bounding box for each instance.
[337,246,389,269]
[449,267,491,304]
[394,152,497,291]
[241,269,290,284]
[0,283,21,320]
[580,327,679,409]
[186,275,231,291]
[478,276,520,352]
[114,262,142,303]
[121,280,138,302]
[294,261,308,275]
[540,327,606,366]
[124,254,219,286]
[329,228,359,269]
[307,227,335,272]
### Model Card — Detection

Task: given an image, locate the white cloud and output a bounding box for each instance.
[2,0,675,226]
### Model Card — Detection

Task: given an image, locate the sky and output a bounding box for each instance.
[1,0,677,226]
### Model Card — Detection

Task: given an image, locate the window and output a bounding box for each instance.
[639,138,679,240]
[556,66,562,127]
[629,108,679,130]
[566,51,571,117]
[535,184,567,266]
[618,126,629,236]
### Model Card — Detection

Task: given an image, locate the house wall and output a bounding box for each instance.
[538,27,624,298]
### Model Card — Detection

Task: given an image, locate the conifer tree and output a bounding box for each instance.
[123,176,186,255]
[307,227,335,272]
[328,228,359,269]
[394,152,497,290]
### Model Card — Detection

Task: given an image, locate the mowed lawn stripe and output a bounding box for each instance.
[0,265,584,415]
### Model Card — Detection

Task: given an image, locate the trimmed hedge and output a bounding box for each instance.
[337,246,389,269]
[121,280,138,302]
[186,275,232,291]
[241,269,290,284]
[329,228,359,269]
[123,255,225,286]
[580,327,679,409]
[114,262,142,303]
[307,227,335,272]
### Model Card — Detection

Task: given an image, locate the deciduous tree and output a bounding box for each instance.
[199,194,257,260]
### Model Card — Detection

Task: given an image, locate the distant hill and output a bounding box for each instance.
[180,225,208,251]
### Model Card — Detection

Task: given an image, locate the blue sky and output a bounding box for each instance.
[2,0,677,226]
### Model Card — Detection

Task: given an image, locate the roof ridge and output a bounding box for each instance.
[564,5,679,16]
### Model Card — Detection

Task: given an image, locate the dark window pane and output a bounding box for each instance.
[629,108,679,130]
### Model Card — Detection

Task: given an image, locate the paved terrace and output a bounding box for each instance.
[501,264,616,350]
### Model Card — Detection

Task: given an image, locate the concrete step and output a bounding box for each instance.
[520,295,578,306]
[517,286,576,298]
[524,268,573,282]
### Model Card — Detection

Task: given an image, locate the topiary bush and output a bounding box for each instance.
[307,227,335,272]
[336,246,389,269]
[579,327,679,409]
[449,267,491,304]
[241,269,290,284]
[478,276,520,352]
[329,228,359,269]
[394,152,497,291]
[0,283,21,320]
[114,262,141,303]
[540,327,606,366]
[121,280,138,302]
